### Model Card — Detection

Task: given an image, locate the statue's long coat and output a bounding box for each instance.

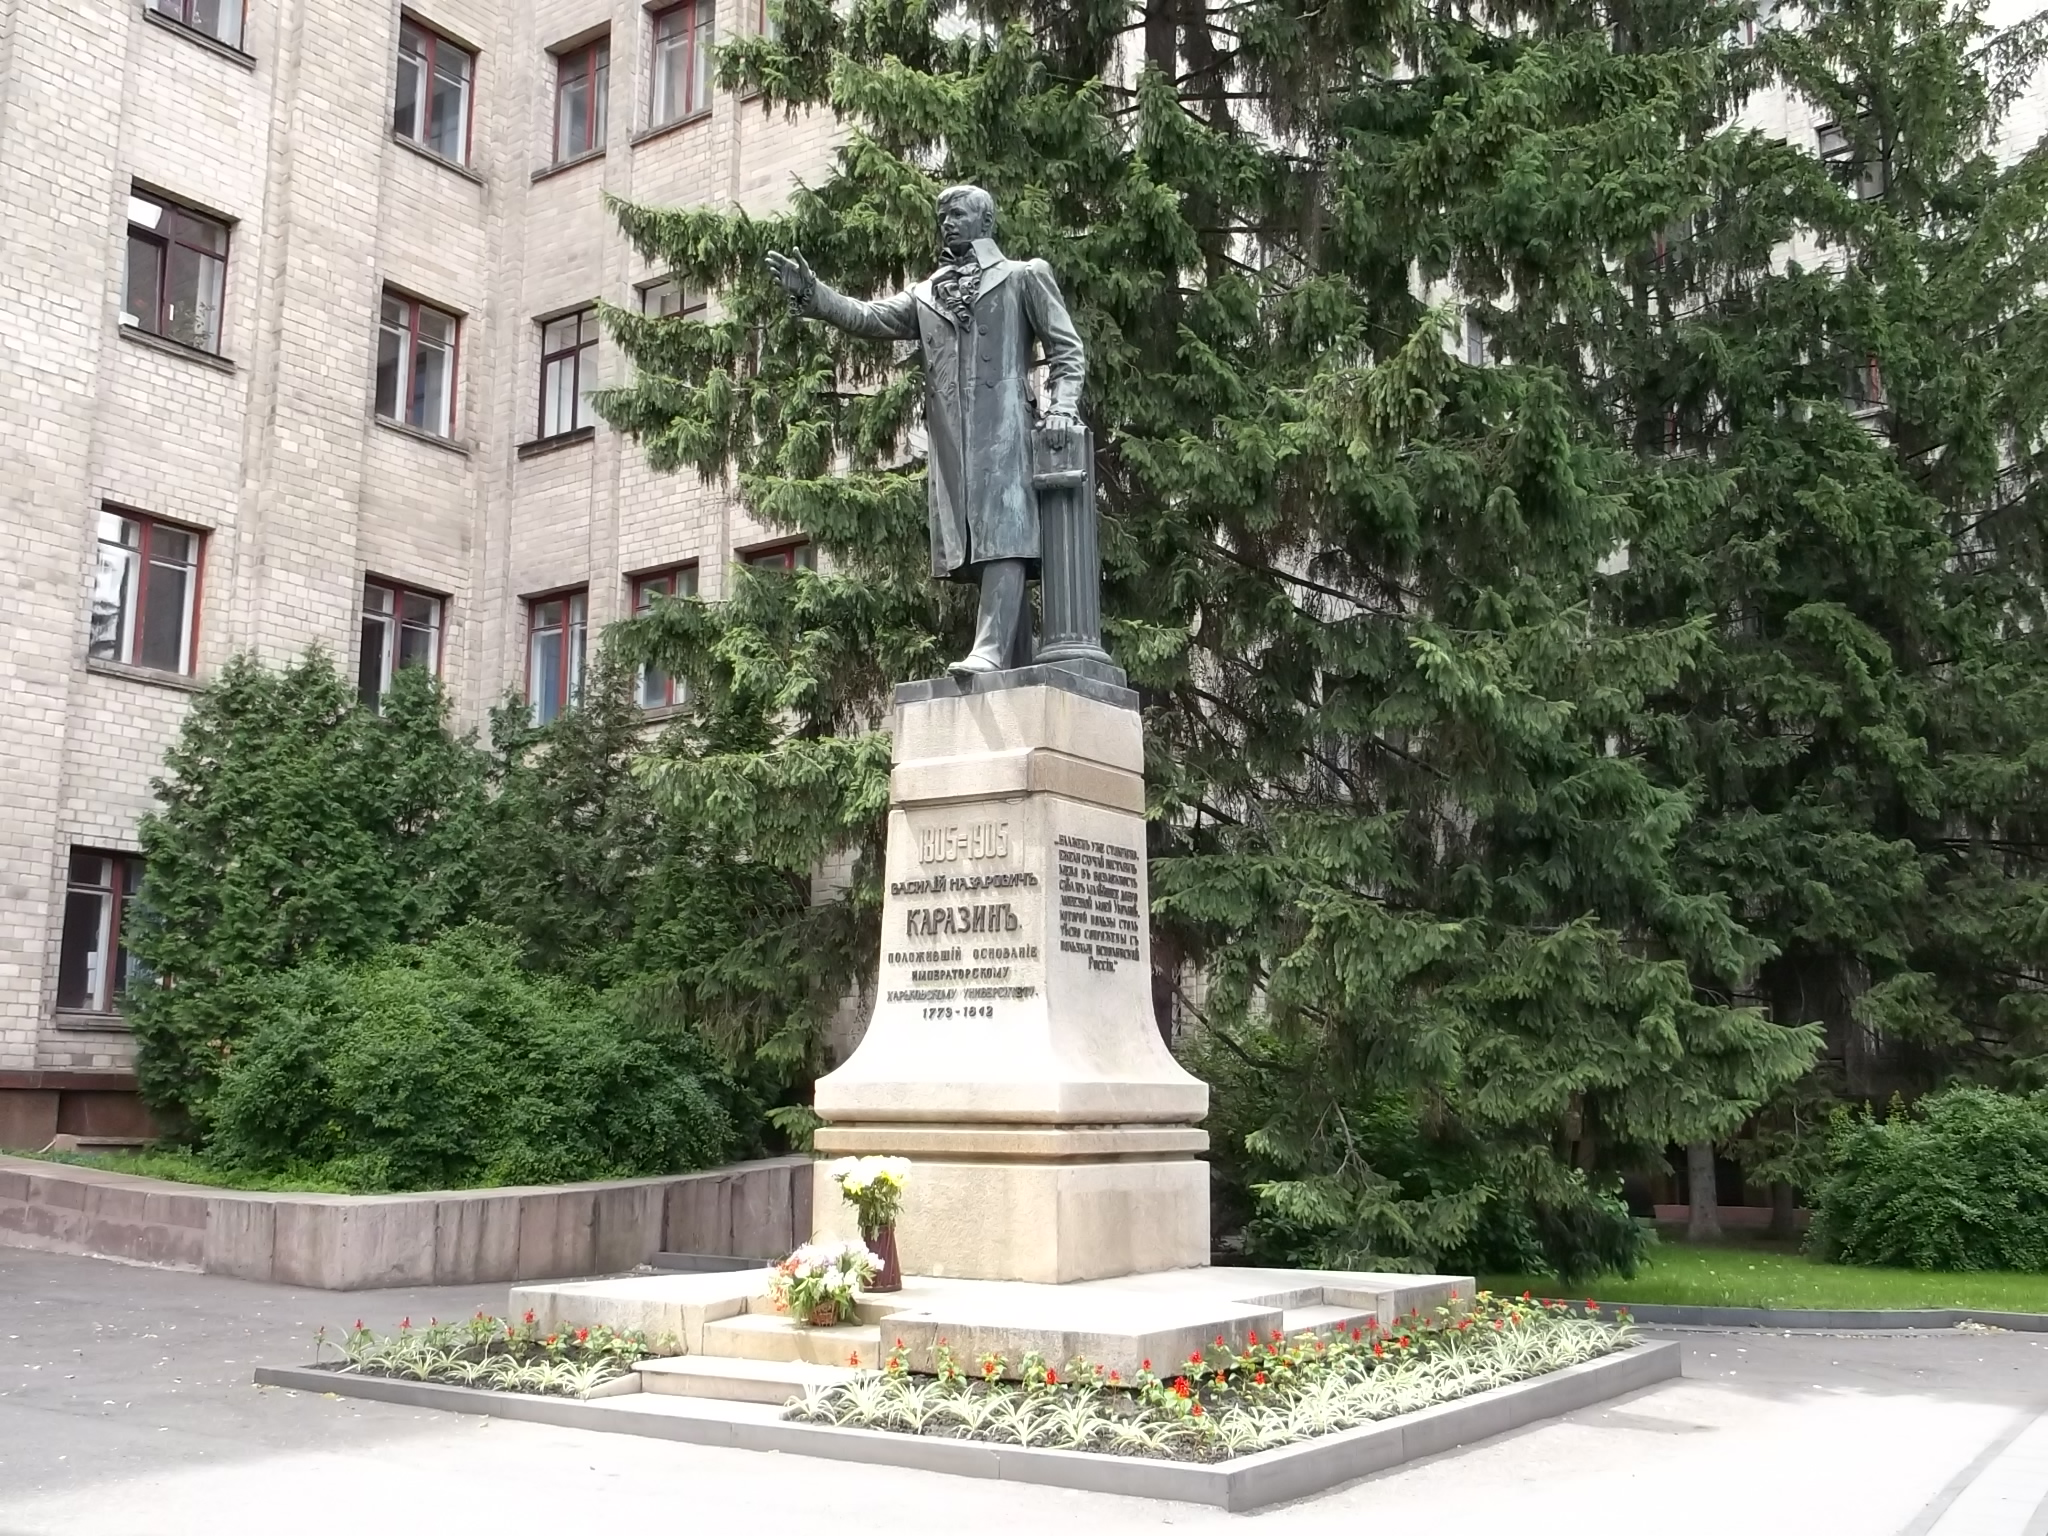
[807,239,1085,579]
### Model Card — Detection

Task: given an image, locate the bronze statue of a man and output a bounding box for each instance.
[767,185,1086,676]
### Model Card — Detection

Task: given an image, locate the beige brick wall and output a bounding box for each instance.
[0,0,836,1072]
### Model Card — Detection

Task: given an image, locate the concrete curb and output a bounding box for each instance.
[254,1339,1681,1510]
[1609,1303,2048,1332]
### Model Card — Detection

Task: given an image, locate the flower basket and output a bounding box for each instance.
[769,1240,879,1327]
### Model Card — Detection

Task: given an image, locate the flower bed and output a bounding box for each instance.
[786,1292,1633,1461]
[315,1311,676,1398]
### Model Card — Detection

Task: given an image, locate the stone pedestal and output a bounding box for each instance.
[811,667,1210,1283]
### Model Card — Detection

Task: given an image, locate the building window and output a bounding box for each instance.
[56,850,145,1014]
[358,580,444,709]
[123,190,228,354]
[539,308,600,438]
[1462,314,1491,367]
[1846,355,1886,415]
[377,290,459,438]
[745,0,778,37]
[1817,119,1887,200]
[639,276,704,318]
[526,589,587,725]
[632,566,697,708]
[651,0,714,127]
[89,509,202,674]
[394,18,473,164]
[151,0,244,49]
[742,541,813,571]
[554,37,609,161]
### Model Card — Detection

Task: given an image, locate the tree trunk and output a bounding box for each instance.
[1767,1179,1798,1241]
[1686,1140,1722,1243]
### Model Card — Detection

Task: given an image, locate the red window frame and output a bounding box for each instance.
[741,540,813,571]
[651,0,714,126]
[525,587,589,725]
[537,306,599,438]
[395,17,476,165]
[90,507,206,675]
[631,565,697,709]
[125,189,230,354]
[553,37,609,161]
[379,289,462,438]
[55,849,146,1014]
[357,577,446,708]
[151,0,246,49]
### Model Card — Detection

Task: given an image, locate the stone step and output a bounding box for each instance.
[635,1355,859,1407]
[1278,1303,1376,1339]
[701,1311,883,1368]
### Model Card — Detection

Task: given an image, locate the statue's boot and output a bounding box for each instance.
[950,559,1026,676]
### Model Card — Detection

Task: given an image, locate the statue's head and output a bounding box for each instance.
[936,185,996,258]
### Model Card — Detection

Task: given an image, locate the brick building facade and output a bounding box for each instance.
[0,0,834,1137]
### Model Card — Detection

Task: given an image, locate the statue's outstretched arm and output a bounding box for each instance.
[766,249,919,341]
[1021,258,1085,423]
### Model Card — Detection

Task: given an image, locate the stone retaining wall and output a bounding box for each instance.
[0,1154,811,1290]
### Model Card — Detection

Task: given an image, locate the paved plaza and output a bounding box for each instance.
[1,1245,2044,1535]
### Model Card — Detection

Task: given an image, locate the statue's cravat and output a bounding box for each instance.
[932,254,981,327]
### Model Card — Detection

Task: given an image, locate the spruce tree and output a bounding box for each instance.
[597,0,1821,1273]
[1619,0,2048,1204]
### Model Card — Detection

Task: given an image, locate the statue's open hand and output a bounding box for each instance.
[764,248,816,313]
[1042,408,1080,450]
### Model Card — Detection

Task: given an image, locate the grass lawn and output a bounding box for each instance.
[1484,1238,2048,1314]
[8,1146,357,1194]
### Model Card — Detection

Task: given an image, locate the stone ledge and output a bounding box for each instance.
[890,747,1144,812]
[895,662,1134,711]
[813,1123,1209,1160]
[252,1341,1679,1510]
[0,1153,812,1289]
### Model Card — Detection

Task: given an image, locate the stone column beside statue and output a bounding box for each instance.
[772,187,1209,1283]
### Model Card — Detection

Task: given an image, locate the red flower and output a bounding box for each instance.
[1350,1328,1362,1341]
[1044,1369,1058,1386]
[545,1334,559,1346]
[523,1310,536,1325]
[399,1317,411,1330]
[895,1337,905,1349]
[1253,1371,1267,1385]
[1108,1371,1121,1383]
[1189,1350,1204,1365]
[353,1319,363,1331]
[849,1351,861,1368]
[1214,1334,1225,1348]
[576,1327,590,1343]
[1190,1403,1204,1417]
[1141,1359,1152,1372]
[1521,1290,1533,1301]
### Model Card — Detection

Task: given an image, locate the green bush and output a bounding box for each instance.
[1811,1088,2048,1272]
[204,927,745,1191]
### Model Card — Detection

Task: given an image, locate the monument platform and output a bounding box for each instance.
[512,1263,1471,1388]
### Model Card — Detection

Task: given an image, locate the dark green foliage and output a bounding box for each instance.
[595,0,1823,1276]
[204,927,743,1191]
[1198,1031,1646,1285]
[1620,0,2048,1128]
[128,654,483,1128]
[1811,1088,2048,1271]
